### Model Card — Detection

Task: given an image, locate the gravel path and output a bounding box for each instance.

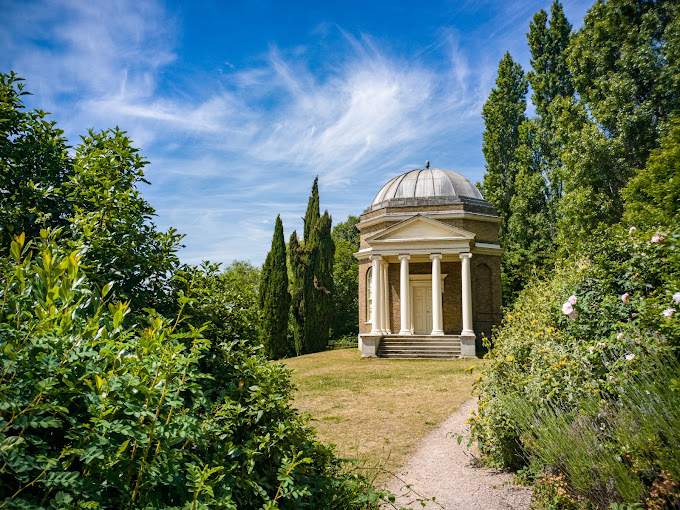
[383,398,532,509]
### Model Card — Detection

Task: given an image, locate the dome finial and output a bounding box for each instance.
[425,160,430,169]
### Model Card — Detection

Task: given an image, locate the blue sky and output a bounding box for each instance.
[0,0,592,266]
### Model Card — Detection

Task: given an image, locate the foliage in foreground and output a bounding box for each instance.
[471,225,680,509]
[0,232,374,509]
[0,71,183,317]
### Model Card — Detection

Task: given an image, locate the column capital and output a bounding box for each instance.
[429,253,443,260]
[369,254,383,262]
[398,254,411,261]
[459,252,473,260]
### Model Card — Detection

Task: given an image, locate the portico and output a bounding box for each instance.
[355,167,503,359]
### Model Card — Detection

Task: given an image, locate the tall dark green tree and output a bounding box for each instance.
[259,215,291,359]
[503,122,554,302]
[501,2,573,303]
[480,52,528,242]
[526,0,573,216]
[290,178,334,355]
[288,230,305,355]
[527,1,574,121]
[303,177,320,240]
[314,212,334,349]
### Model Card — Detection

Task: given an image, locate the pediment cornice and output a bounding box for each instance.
[365,215,476,245]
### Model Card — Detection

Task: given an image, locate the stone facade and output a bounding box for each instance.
[355,167,504,358]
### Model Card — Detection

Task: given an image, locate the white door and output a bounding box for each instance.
[413,286,433,334]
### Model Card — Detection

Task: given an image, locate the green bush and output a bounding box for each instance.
[471,224,680,507]
[0,232,374,508]
[175,260,261,346]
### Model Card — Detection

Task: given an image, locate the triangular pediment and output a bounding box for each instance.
[366,215,475,244]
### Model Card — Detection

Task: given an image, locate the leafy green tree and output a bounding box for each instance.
[623,118,680,228]
[527,1,573,121]
[290,179,334,355]
[480,52,528,241]
[259,215,291,359]
[526,0,573,218]
[499,3,574,305]
[555,0,680,250]
[1,74,182,315]
[178,260,261,345]
[331,215,360,337]
[504,121,554,303]
[66,128,184,315]
[0,72,73,248]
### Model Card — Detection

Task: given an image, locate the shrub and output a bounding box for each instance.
[175,260,261,346]
[471,224,680,507]
[0,232,374,508]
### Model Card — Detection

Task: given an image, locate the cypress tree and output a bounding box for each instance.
[303,177,320,241]
[289,230,306,355]
[259,215,290,359]
[290,178,334,355]
[314,211,334,351]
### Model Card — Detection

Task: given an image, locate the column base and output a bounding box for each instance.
[398,330,412,335]
[359,334,382,357]
[460,333,477,358]
[430,329,445,336]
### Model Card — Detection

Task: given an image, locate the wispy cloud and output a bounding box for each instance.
[0,0,592,265]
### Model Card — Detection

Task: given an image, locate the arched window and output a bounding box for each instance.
[366,267,373,322]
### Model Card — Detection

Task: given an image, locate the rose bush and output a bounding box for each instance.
[471,224,680,508]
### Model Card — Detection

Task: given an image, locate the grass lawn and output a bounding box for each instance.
[282,348,479,478]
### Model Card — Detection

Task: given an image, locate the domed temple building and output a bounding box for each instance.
[354,165,503,358]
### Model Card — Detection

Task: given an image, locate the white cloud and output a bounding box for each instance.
[1,0,591,265]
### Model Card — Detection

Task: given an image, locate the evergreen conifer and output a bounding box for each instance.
[259,215,290,359]
[290,178,334,355]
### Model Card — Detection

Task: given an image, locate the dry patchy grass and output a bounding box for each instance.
[282,349,479,477]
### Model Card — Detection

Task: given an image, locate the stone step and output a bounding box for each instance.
[379,347,461,353]
[380,350,460,357]
[379,352,461,359]
[380,340,461,346]
[376,335,465,358]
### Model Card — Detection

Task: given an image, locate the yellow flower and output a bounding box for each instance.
[507,355,515,361]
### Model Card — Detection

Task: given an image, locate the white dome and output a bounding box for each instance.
[372,168,483,206]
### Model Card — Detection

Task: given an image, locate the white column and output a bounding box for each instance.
[370,255,382,335]
[398,255,411,335]
[430,254,444,335]
[460,253,474,336]
[382,261,391,334]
